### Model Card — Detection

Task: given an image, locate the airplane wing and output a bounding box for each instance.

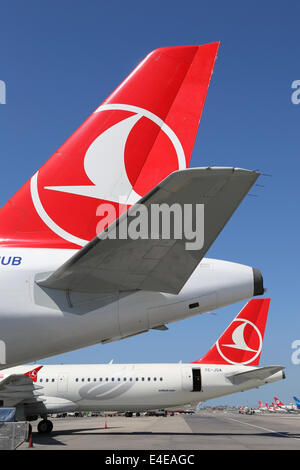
[227,366,285,386]
[38,167,259,295]
[0,367,44,407]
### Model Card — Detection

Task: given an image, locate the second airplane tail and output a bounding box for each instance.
[192,299,271,366]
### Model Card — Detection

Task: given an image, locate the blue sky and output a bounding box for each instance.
[0,0,299,406]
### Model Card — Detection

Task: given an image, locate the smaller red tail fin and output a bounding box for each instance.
[25,366,43,383]
[274,397,284,406]
[192,299,270,366]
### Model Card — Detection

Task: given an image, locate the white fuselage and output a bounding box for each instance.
[0,248,257,368]
[0,248,254,368]
[1,363,283,420]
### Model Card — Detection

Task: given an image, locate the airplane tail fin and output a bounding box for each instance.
[293,397,300,409]
[0,43,219,249]
[274,397,284,406]
[24,366,43,383]
[192,298,270,366]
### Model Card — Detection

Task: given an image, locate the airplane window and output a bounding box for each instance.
[117,378,121,381]
[99,378,102,382]
[160,378,163,381]
[154,377,157,381]
[112,378,114,381]
[124,377,127,381]
[88,378,91,382]
[46,379,49,382]
[148,377,151,381]
[142,377,145,381]
[130,378,132,381]
[93,378,96,382]
[52,379,55,382]
[81,378,84,382]
[135,378,139,381]
[76,378,78,382]
[40,379,43,382]
[105,378,108,381]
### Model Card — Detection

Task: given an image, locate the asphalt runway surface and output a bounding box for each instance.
[17,410,300,451]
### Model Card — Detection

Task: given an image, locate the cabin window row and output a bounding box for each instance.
[75,377,164,382]
[38,377,164,383]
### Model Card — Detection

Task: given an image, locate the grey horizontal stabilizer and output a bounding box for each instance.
[227,366,284,385]
[38,167,259,294]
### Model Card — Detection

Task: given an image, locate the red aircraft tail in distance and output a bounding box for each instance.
[0,43,219,249]
[274,397,284,406]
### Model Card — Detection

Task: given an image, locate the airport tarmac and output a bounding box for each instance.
[18,410,300,450]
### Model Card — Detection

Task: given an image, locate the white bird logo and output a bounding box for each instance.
[45,114,143,205]
[30,104,186,246]
[222,322,257,352]
[216,319,263,365]
[44,104,186,206]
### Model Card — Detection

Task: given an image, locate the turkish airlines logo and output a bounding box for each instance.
[216,318,263,365]
[25,366,43,382]
[30,104,186,246]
